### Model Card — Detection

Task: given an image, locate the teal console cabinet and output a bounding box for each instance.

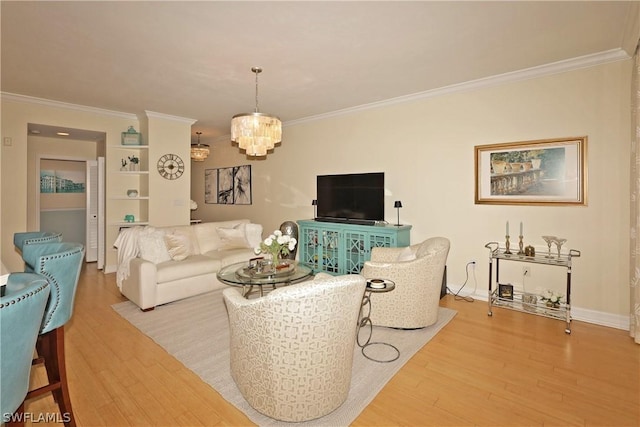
[297,219,412,275]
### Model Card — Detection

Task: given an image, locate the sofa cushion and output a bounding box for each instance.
[162,225,200,255]
[244,223,263,249]
[193,220,250,253]
[138,230,172,264]
[156,255,221,284]
[217,224,251,250]
[396,246,417,262]
[164,231,192,261]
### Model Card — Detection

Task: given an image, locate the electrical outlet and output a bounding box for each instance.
[523,266,531,277]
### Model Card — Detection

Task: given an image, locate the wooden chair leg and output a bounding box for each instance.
[26,327,76,427]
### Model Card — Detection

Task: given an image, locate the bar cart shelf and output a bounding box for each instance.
[484,242,580,334]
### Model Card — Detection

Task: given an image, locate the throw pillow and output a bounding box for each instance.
[164,231,192,261]
[138,230,172,264]
[217,224,251,250]
[396,246,417,262]
[244,223,263,250]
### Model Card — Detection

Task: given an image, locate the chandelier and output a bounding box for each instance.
[190,131,210,162]
[231,67,282,156]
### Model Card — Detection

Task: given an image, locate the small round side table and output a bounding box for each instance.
[357,278,400,363]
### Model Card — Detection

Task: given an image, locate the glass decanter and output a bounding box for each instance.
[542,235,556,258]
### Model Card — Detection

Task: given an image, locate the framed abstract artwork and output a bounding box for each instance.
[205,165,252,205]
[475,136,587,206]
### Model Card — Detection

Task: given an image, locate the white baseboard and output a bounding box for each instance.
[104,264,117,274]
[449,288,630,331]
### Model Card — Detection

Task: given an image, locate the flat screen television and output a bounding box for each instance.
[316,172,384,225]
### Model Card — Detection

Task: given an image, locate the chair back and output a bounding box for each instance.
[0,273,50,421]
[14,231,63,252]
[223,273,366,422]
[21,242,84,334]
[14,232,63,273]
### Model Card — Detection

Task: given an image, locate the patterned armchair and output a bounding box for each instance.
[362,237,450,329]
[223,273,366,422]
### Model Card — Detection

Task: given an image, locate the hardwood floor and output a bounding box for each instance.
[25,263,639,426]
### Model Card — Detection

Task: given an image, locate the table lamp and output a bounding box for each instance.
[394,200,403,226]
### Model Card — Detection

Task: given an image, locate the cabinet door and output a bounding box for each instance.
[367,232,396,251]
[320,229,341,274]
[299,226,320,268]
[343,230,369,274]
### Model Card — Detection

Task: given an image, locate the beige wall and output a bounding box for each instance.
[1,97,135,271]
[192,59,631,327]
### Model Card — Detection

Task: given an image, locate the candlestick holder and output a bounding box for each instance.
[517,235,525,255]
[504,235,512,254]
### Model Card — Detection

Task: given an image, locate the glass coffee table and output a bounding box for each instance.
[217,260,314,298]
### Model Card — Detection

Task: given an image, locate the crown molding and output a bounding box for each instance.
[285,48,631,127]
[0,92,138,120]
[144,110,197,125]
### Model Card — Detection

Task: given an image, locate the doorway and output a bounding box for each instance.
[29,123,106,267]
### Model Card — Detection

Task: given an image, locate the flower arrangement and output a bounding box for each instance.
[128,155,139,164]
[539,289,565,308]
[255,230,297,260]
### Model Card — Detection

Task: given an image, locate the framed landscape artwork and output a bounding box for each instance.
[474,136,587,206]
[205,165,252,205]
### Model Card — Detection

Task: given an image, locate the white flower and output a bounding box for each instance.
[190,200,198,210]
[257,229,297,259]
[288,238,297,251]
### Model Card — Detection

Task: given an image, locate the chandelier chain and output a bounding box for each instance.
[254,68,260,113]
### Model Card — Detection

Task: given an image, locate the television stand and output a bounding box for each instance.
[298,220,411,275]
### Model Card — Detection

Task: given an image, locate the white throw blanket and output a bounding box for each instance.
[113,226,149,290]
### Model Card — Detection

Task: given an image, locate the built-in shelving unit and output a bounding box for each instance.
[108,144,149,228]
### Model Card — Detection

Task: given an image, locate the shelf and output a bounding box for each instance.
[110,221,149,227]
[490,290,569,322]
[484,242,580,267]
[110,196,149,200]
[111,145,149,149]
[112,171,149,175]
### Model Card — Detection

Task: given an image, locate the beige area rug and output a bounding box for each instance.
[112,289,456,426]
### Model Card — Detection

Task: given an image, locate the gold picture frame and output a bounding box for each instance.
[475,136,587,206]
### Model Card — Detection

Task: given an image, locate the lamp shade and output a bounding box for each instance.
[394,201,403,208]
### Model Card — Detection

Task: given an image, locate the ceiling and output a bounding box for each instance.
[1,1,636,144]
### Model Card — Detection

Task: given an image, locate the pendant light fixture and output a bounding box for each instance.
[190,131,210,162]
[231,67,282,157]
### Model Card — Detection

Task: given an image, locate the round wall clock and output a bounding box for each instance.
[157,154,185,180]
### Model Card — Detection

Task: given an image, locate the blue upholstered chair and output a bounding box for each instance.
[13,231,63,252]
[13,232,63,272]
[1,273,51,426]
[21,242,84,427]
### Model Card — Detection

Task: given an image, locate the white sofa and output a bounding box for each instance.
[116,219,262,311]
